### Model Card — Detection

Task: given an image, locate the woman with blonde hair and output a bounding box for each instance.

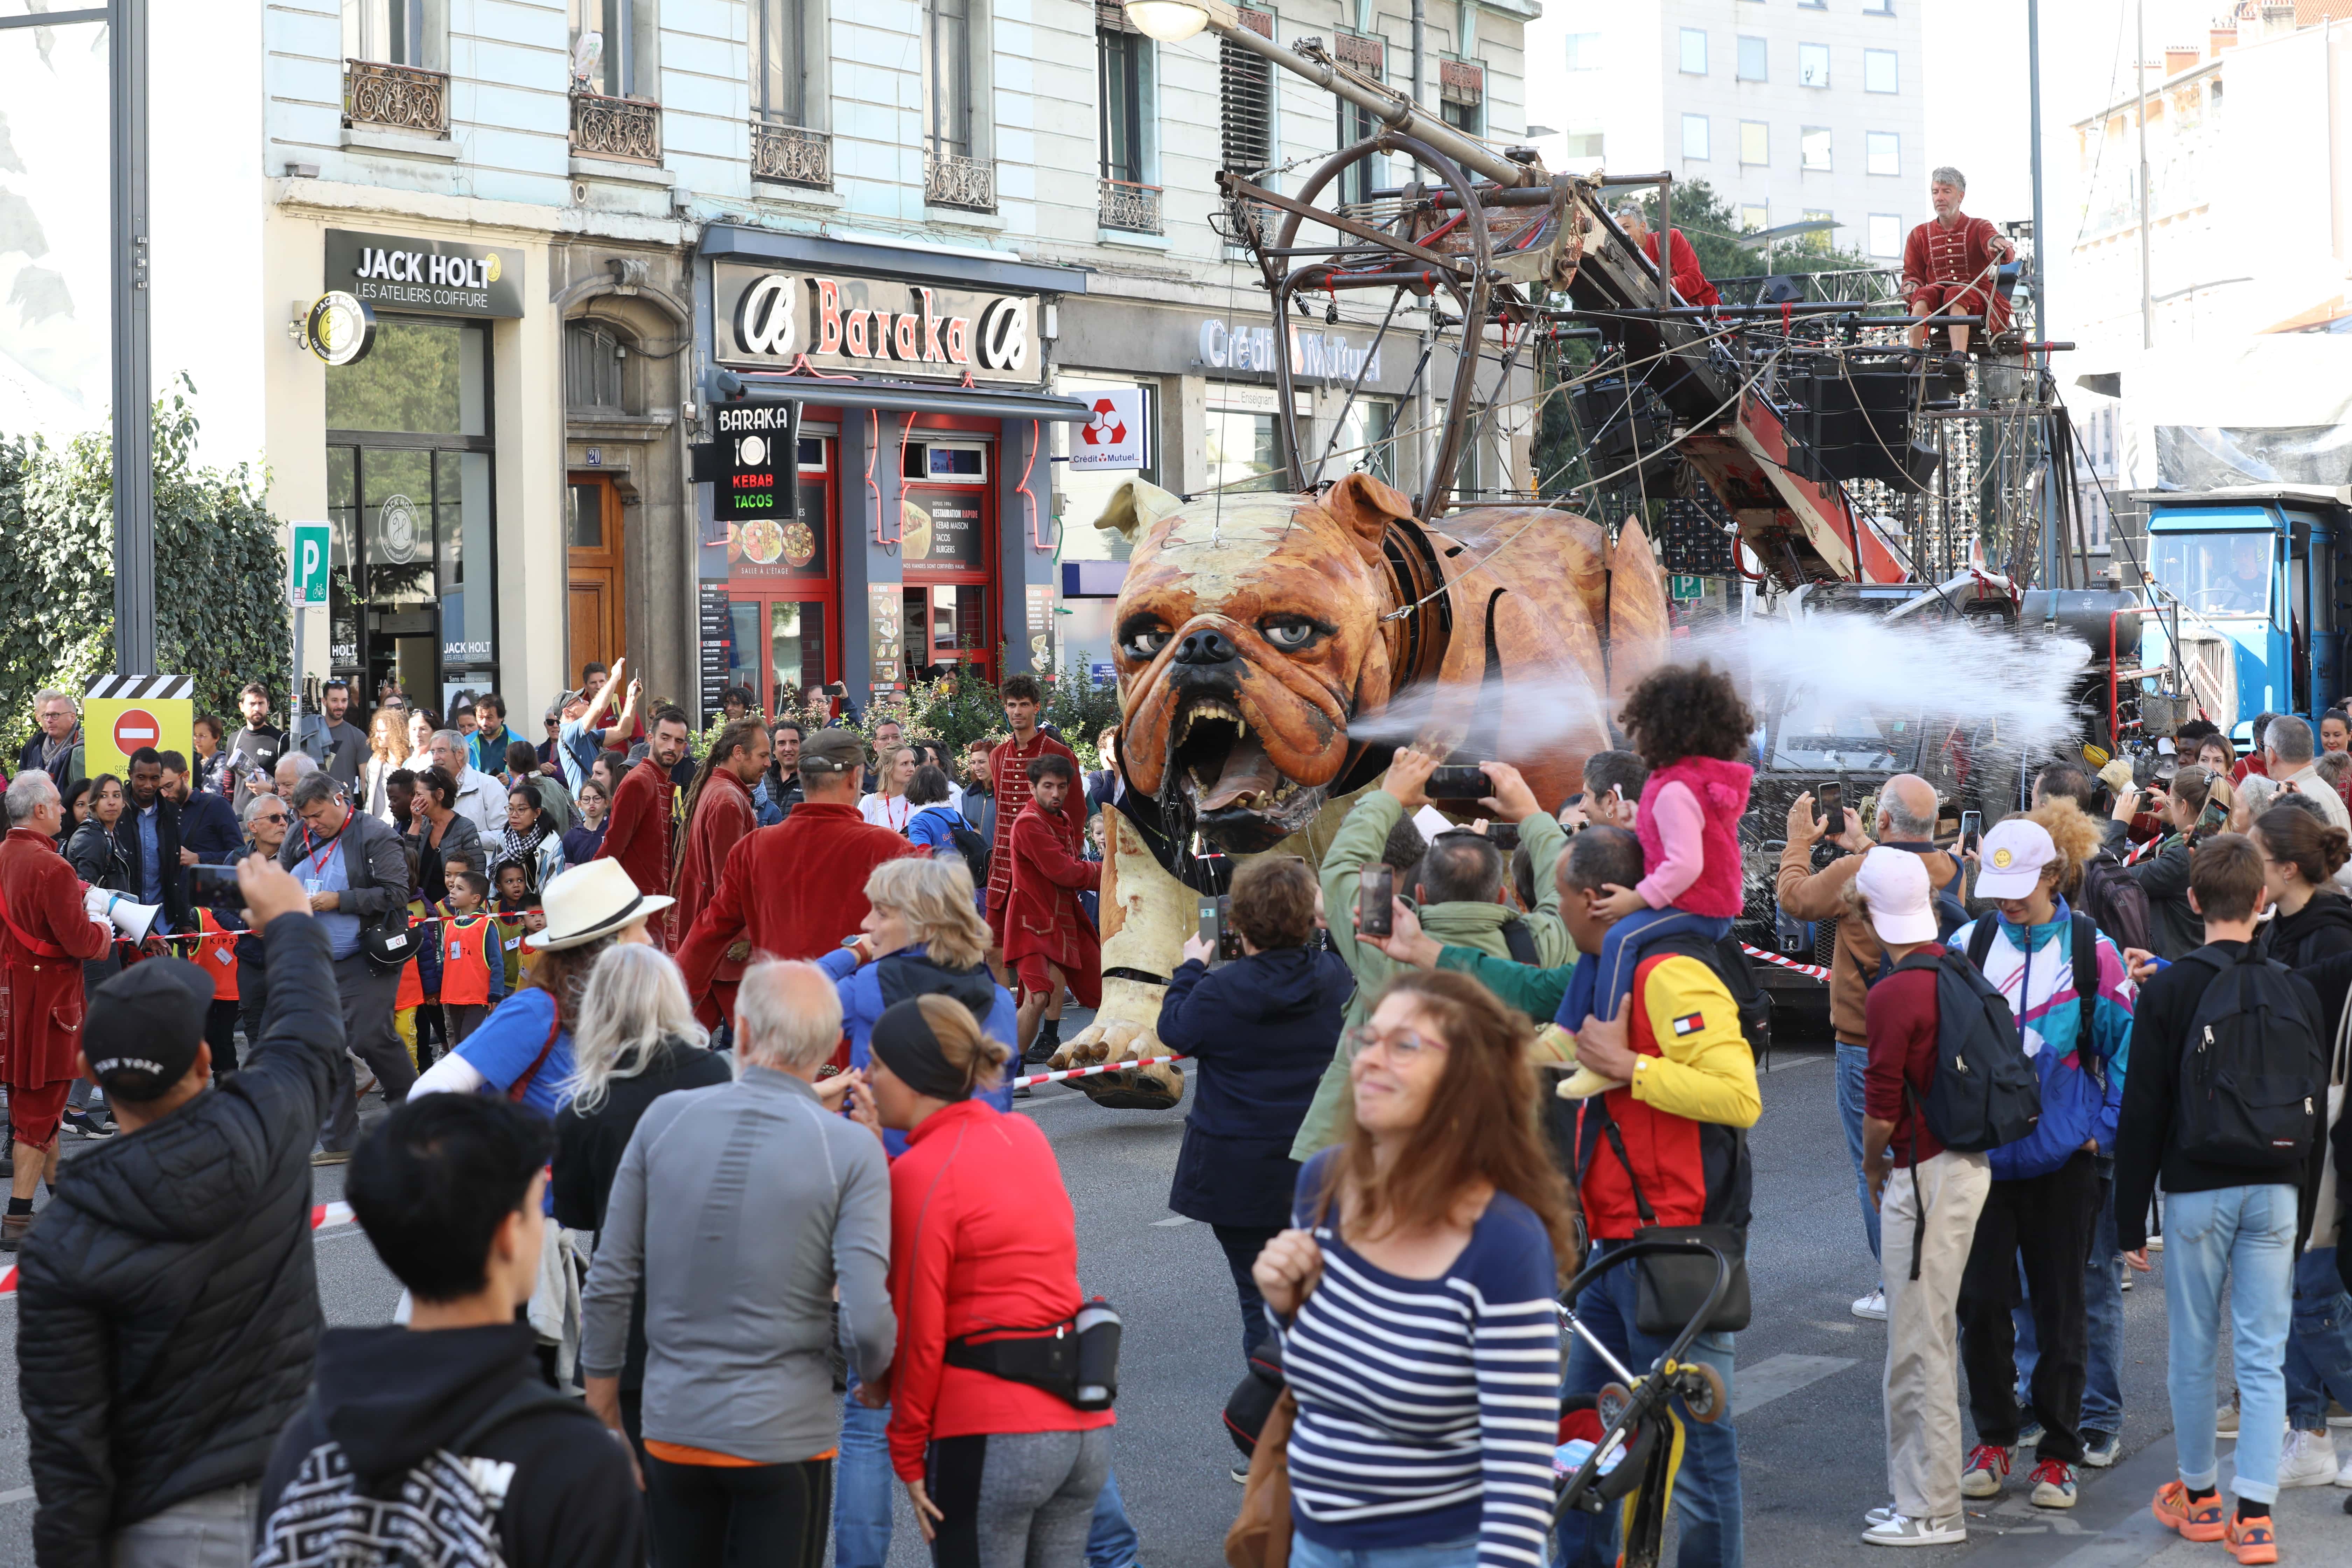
[551,941,732,1451]
[363,706,408,818]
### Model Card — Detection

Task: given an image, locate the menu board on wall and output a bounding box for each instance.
[867,582,904,693]
[698,582,733,716]
[901,493,986,579]
[1026,583,1057,674]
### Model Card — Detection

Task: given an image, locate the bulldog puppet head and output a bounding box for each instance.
[1097,472,1414,853]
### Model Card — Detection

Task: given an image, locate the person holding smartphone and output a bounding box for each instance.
[2116,765,2221,960]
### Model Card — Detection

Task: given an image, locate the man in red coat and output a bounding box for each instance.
[0,772,114,1248]
[671,717,770,1028]
[1903,166,2015,352]
[675,729,920,1028]
[1617,203,1720,308]
[984,673,1076,950]
[596,703,692,946]
[1003,753,1100,1057]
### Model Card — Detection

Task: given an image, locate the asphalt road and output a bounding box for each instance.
[0,1025,2346,1566]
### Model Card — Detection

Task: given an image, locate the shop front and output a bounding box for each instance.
[693,229,1091,718]
[319,228,524,716]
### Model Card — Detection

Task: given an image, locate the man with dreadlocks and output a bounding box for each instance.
[672,718,770,1029]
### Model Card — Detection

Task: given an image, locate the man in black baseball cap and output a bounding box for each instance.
[15,854,348,1562]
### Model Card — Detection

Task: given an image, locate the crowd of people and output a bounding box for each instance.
[5,655,2352,1568]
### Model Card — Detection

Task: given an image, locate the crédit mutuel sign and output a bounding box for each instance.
[324,229,525,319]
[713,261,1042,385]
[1199,317,1382,383]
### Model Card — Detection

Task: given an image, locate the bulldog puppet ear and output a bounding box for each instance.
[1321,471,1415,567]
[1096,478,1185,543]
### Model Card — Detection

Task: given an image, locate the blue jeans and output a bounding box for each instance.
[1836,1044,1882,1265]
[1556,1239,1742,1568]
[2013,1175,2124,1436]
[1293,1532,1476,1568]
[834,1377,1141,1568]
[2163,1185,2297,1505]
[2286,1245,2352,1430]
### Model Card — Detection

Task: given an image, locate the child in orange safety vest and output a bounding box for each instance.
[440,870,507,1044]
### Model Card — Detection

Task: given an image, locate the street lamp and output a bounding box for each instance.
[1122,0,1222,42]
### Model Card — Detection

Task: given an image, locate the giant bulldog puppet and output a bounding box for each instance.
[1055,470,1670,1108]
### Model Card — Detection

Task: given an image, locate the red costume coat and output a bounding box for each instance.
[597,756,677,946]
[1901,213,2011,333]
[674,802,921,1024]
[1001,802,1099,986]
[984,731,1076,932]
[0,827,112,1090]
[673,766,760,1028]
[1642,229,1720,308]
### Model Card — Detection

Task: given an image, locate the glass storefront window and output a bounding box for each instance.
[325,318,488,436]
[440,451,493,666]
[727,602,761,694]
[1206,407,1280,493]
[1334,399,1396,485]
[771,601,827,700]
[362,448,436,607]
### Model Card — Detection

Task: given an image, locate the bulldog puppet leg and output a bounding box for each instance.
[1055,806,1188,1108]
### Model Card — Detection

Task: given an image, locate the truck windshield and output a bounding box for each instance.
[2149,531,2274,619]
[1765,690,1923,774]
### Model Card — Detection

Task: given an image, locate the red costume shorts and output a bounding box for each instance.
[1014,954,1102,1010]
[1909,282,2010,334]
[6,1078,71,1151]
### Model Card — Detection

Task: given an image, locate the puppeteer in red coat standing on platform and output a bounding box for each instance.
[674,729,920,1028]
[0,775,116,1247]
[595,704,693,948]
[1617,203,1720,308]
[1902,165,2015,352]
[669,719,769,1029]
[1002,753,1100,1057]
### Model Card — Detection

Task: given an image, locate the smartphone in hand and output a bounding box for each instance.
[1958,810,1983,857]
[1425,766,1493,801]
[1815,780,1844,835]
[1357,865,1395,938]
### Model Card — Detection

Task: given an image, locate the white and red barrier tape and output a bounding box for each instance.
[1739,943,1833,982]
[1011,1054,1189,1090]
[0,1200,354,1297]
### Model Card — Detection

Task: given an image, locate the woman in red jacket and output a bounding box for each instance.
[848,995,1115,1567]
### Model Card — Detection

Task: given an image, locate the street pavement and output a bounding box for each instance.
[0,1024,2346,1564]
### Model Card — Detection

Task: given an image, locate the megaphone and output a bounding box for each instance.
[89,890,163,943]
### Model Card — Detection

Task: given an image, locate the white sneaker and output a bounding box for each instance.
[1852,1286,1889,1321]
[2279,1427,2337,1488]
[1862,1513,1967,1547]
[2336,1446,2352,1487]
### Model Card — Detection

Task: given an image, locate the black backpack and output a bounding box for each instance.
[1896,945,2044,1155]
[946,820,992,887]
[2077,853,2154,955]
[2175,942,2322,1170]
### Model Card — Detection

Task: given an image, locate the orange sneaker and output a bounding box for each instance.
[2225,1514,2277,1565]
[2152,1481,2227,1542]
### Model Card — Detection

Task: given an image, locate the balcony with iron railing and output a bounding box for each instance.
[570,89,661,164]
[752,121,832,190]
[925,149,996,213]
[344,58,449,136]
[1098,177,1163,234]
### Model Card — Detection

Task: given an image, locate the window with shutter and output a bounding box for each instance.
[1220,7,1274,175]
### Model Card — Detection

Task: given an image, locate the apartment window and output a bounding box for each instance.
[1439,58,1483,135]
[344,0,441,66]
[750,0,807,124]
[1864,48,1898,94]
[1865,0,1894,13]
[1220,8,1274,175]
[565,322,637,413]
[1867,130,1899,176]
[1562,130,1604,159]
[1740,203,1769,233]
[569,0,650,98]
[1682,114,1710,160]
[925,0,975,156]
[1737,36,1766,82]
[1100,24,1147,185]
[1800,126,1829,170]
[1566,31,1601,71]
[1740,120,1768,166]
[1868,213,1902,257]
[1798,42,1828,87]
[1679,28,1707,75]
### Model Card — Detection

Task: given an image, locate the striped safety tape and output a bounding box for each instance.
[1739,943,1833,982]
[1011,1054,1189,1090]
[0,1201,354,1297]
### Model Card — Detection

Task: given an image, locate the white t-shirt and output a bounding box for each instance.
[859,792,913,835]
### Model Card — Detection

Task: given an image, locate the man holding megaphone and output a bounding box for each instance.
[0,770,119,1247]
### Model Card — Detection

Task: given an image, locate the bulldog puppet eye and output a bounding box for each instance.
[1119,621,1172,660]
[1260,617,1321,651]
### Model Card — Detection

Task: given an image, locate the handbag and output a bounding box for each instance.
[1593,1103,1751,1336]
[2311,978,2352,1250]
[1223,1389,1294,1568]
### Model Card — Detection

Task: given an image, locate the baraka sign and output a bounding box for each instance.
[324,229,525,319]
[714,262,1041,384]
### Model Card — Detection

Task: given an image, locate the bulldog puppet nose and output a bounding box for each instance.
[1175,627,1239,666]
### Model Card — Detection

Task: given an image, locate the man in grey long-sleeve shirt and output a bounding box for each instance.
[582,959,895,1523]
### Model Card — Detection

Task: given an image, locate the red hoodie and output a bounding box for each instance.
[882,1099,1114,1480]
[1634,756,1752,919]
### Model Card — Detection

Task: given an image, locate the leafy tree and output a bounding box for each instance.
[0,378,289,734]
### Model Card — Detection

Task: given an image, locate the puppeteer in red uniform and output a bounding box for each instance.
[671,759,760,1029]
[0,823,114,1163]
[1902,165,2015,351]
[1001,765,1101,1012]
[1617,203,1720,308]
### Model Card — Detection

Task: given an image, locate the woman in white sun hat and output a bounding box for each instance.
[410,859,674,1117]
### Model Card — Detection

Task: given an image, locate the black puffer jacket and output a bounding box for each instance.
[15,913,342,1566]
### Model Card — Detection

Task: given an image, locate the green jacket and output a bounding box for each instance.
[1289,790,1575,1160]
[1436,945,1576,1022]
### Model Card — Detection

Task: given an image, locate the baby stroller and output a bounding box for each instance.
[1553,1236,1735,1568]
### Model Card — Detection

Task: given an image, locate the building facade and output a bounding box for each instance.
[124,0,1535,727]
[1527,0,1925,262]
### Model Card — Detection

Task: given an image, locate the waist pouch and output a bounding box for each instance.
[1594,1106,1752,1335]
[943,1300,1122,1412]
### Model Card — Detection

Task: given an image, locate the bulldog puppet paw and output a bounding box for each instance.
[1052,976,1184,1110]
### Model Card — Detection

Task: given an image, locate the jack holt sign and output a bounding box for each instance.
[713,262,1042,385]
[325,229,526,319]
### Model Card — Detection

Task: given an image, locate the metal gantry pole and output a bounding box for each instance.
[110,0,154,674]
[2028,0,2048,343]
[2135,0,2154,350]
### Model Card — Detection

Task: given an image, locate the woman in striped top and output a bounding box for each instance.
[1254,971,1576,1568]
